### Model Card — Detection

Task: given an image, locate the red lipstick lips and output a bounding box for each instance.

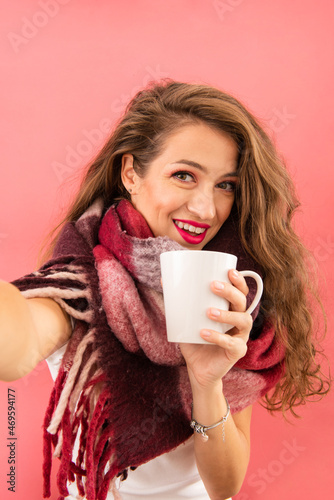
[173,219,210,245]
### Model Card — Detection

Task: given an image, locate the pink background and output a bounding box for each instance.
[1,1,333,499]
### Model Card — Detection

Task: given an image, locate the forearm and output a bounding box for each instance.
[191,379,251,500]
[178,270,255,499]
[0,281,41,381]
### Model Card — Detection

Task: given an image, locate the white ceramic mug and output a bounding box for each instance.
[160,250,263,344]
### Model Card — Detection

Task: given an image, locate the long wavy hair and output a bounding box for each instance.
[42,80,330,415]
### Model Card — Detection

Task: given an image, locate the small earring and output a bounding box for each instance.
[128,188,132,193]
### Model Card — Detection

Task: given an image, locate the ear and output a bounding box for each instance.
[121,154,141,194]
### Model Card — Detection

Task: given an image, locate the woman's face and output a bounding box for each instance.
[121,123,239,250]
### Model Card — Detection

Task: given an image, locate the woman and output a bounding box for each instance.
[0,81,329,500]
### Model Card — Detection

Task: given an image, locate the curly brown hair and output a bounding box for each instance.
[42,80,330,416]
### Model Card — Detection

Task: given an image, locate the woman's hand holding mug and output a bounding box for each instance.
[160,251,263,385]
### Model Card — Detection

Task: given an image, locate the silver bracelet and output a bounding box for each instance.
[190,397,230,442]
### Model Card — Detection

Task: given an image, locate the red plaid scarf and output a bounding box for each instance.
[13,199,284,499]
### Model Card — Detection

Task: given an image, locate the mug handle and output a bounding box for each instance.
[238,271,263,315]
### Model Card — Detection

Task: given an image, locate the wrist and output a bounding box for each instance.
[191,395,230,442]
[191,380,226,424]
[187,368,223,396]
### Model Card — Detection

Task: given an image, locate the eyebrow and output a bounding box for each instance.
[171,159,238,177]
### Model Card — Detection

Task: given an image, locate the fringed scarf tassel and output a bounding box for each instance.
[42,328,109,499]
[84,387,113,499]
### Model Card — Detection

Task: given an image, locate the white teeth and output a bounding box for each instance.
[174,221,206,234]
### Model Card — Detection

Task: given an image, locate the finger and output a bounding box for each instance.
[210,280,247,312]
[207,309,253,337]
[200,329,248,359]
[228,269,249,296]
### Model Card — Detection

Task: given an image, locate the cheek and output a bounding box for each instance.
[138,184,176,223]
[144,181,167,201]
[150,187,182,212]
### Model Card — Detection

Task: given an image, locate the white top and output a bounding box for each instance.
[46,346,230,500]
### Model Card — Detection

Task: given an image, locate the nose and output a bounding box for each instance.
[186,188,216,221]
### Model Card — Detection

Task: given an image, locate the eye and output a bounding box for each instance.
[172,171,195,182]
[217,180,237,192]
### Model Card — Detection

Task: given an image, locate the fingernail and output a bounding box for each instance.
[232,270,239,278]
[201,330,211,338]
[210,308,220,317]
[214,281,224,290]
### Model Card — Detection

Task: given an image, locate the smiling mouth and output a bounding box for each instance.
[173,219,210,245]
